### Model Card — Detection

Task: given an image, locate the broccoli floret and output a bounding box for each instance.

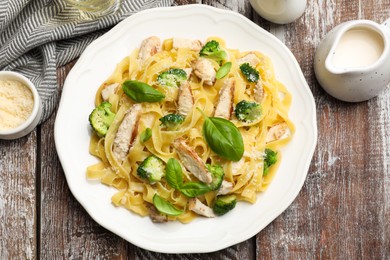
[263,148,278,176]
[240,63,259,83]
[157,68,187,88]
[88,101,116,137]
[206,164,224,191]
[137,155,165,184]
[199,40,227,63]
[234,100,262,123]
[213,194,237,216]
[159,113,185,130]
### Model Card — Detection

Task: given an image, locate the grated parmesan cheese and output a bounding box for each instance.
[0,80,34,130]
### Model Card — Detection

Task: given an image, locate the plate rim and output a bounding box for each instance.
[55,4,317,253]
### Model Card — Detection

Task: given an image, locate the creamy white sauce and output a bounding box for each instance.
[0,80,34,130]
[332,28,384,68]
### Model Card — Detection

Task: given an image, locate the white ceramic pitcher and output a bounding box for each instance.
[314,18,390,102]
[249,0,307,24]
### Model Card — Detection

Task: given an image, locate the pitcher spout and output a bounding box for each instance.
[324,48,352,75]
[324,53,347,75]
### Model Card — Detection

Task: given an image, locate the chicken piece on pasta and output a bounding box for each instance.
[265,122,288,143]
[193,58,216,86]
[236,52,260,68]
[183,68,193,79]
[147,204,168,223]
[189,198,216,218]
[173,138,212,184]
[254,80,265,103]
[214,78,235,119]
[177,81,194,116]
[173,38,203,51]
[137,36,161,63]
[101,83,119,101]
[112,104,142,162]
[217,180,234,195]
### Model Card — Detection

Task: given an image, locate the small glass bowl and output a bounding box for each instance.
[0,71,43,140]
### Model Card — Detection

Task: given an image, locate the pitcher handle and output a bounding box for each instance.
[382,17,390,31]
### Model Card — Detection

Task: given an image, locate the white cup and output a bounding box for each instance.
[0,71,43,140]
[249,0,307,24]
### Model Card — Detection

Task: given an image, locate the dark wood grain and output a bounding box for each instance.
[0,133,37,259]
[256,0,390,259]
[1,0,389,259]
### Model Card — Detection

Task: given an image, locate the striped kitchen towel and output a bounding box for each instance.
[0,0,173,124]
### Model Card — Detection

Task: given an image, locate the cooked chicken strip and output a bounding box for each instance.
[147,204,168,223]
[173,38,203,51]
[237,52,260,68]
[231,157,245,176]
[189,198,216,218]
[173,138,212,183]
[101,83,119,101]
[177,81,194,116]
[217,180,233,195]
[112,104,142,162]
[265,122,288,143]
[214,78,235,119]
[138,36,161,63]
[254,80,264,103]
[183,68,193,79]
[193,58,216,86]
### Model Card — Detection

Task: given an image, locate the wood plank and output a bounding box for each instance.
[39,61,130,259]
[134,240,255,260]
[256,0,390,259]
[0,132,37,259]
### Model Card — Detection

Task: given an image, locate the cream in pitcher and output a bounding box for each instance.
[332,28,384,69]
[314,19,390,102]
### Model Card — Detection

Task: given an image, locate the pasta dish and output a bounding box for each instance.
[86,36,294,223]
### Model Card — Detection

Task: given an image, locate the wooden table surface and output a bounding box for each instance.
[1,0,389,259]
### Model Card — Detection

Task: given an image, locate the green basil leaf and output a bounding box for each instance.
[216,62,232,79]
[165,163,224,198]
[179,164,224,197]
[165,158,183,190]
[153,194,183,216]
[203,116,244,161]
[140,128,152,143]
[179,182,212,198]
[122,80,165,102]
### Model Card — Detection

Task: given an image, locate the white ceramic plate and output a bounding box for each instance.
[55,4,317,253]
